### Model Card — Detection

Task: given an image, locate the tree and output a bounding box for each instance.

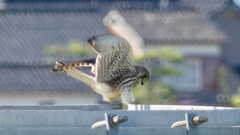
[231,87,240,107]
[132,47,183,104]
[44,40,95,58]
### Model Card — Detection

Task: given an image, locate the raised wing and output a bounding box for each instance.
[88,36,133,83]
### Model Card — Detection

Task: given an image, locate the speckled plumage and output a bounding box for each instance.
[52,35,149,104]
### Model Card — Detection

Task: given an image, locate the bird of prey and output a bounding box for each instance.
[51,35,149,104]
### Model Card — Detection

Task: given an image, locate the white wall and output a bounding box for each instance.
[0,92,99,105]
[146,43,221,57]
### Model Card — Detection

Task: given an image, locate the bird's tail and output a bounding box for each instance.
[51,61,66,72]
[52,59,96,73]
[51,61,96,87]
[64,59,96,68]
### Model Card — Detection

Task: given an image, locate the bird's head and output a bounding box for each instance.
[134,66,149,86]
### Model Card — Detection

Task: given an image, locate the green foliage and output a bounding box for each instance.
[133,81,177,104]
[44,40,94,57]
[217,66,233,105]
[132,47,183,104]
[231,87,240,107]
[218,66,231,96]
[134,48,183,63]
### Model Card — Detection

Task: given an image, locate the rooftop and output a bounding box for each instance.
[120,10,227,44]
[0,10,109,93]
[0,11,108,62]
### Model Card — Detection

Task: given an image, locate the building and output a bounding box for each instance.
[0,8,110,105]
[0,0,238,106]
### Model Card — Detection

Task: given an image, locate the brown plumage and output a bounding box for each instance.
[52,35,149,104]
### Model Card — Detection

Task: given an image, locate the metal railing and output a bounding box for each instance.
[0,104,239,135]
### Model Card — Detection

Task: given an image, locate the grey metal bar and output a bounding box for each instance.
[1,127,239,135]
[0,104,122,111]
[128,105,234,110]
[0,105,239,135]
[118,128,186,135]
[18,128,106,135]
[0,109,239,128]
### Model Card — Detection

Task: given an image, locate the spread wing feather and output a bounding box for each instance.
[88,36,133,83]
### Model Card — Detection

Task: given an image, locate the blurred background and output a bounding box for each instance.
[0,0,240,107]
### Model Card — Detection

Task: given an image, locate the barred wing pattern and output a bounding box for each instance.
[52,35,150,104]
[88,36,133,83]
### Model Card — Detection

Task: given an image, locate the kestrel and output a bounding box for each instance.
[51,35,149,104]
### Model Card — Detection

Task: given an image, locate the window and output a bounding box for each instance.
[161,58,202,91]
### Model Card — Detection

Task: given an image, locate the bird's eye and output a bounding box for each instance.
[143,75,148,80]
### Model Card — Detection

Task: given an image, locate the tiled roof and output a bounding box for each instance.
[4,0,160,11]
[120,10,227,43]
[0,65,93,93]
[180,0,230,15]
[0,11,109,93]
[0,11,108,62]
[4,0,230,13]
